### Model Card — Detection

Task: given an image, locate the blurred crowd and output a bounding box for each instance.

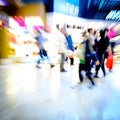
[34,24,114,88]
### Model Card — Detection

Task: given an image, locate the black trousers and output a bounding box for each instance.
[78,56,95,85]
[95,53,106,76]
[70,57,74,65]
[37,49,48,64]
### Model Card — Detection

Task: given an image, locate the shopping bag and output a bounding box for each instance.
[74,48,83,59]
[74,43,85,60]
[106,53,113,70]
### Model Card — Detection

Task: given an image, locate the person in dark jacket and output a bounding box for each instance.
[94,28,110,78]
[77,30,99,88]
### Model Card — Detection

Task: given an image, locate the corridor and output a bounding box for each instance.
[0,62,120,120]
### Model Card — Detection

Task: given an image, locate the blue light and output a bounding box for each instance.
[106,10,120,21]
[54,0,79,16]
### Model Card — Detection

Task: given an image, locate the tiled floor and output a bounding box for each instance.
[0,60,120,120]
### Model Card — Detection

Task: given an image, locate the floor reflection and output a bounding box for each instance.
[0,63,120,120]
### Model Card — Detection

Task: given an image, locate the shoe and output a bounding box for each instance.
[88,85,93,89]
[94,75,99,78]
[70,63,74,65]
[50,64,55,68]
[36,65,41,69]
[103,72,106,77]
[60,69,67,72]
[88,83,95,89]
[78,81,83,84]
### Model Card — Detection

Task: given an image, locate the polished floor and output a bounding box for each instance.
[0,60,120,120]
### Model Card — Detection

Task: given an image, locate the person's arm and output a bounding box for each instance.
[65,35,74,51]
[89,35,95,46]
[88,38,99,64]
[106,37,111,53]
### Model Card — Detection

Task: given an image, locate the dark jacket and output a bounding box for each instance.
[84,39,98,61]
[98,36,110,55]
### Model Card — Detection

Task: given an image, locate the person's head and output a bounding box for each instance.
[104,28,109,37]
[36,30,42,36]
[88,28,94,35]
[56,24,59,29]
[100,29,104,39]
[82,31,87,37]
[60,26,67,35]
[94,30,100,38]
[94,30,96,35]
[44,26,51,33]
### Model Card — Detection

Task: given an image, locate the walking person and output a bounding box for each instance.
[94,28,110,78]
[90,30,99,70]
[64,28,75,65]
[74,31,99,88]
[35,30,54,68]
[55,25,74,72]
[55,25,68,72]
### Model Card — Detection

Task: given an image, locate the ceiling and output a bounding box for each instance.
[1,0,120,21]
[79,0,120,21]
[2,0,23,7]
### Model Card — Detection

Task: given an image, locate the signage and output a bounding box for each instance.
[106,10,120,21]
[54,0,79,17]
[66,2,79,16]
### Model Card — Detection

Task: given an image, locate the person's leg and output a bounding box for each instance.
[85,56,91,74]
[40,50,44,59]
[37,59,40,64]
[70,57,74,65]
[65,57,68,62]
[78,64,85,83]
[36,50,41,68]
[37,50,41,64]
[94,54,102,77]
[42,48,48,58]
[94,65,100,77]
[42,48,55,68]
[85,56,95,86]
[60,53,66,72]
[101,54,106,76]
[86,72,95,85]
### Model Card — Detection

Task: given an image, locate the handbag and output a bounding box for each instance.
[106,52,113,70]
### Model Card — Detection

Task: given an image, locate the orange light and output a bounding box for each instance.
[0,20,2,25]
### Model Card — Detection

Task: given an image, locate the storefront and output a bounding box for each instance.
[0,12,9,59]
[0,1,47,60]
[46,0,86,45]
[8,16,45,57]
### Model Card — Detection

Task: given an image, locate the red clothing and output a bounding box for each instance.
[106,53,113,70]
